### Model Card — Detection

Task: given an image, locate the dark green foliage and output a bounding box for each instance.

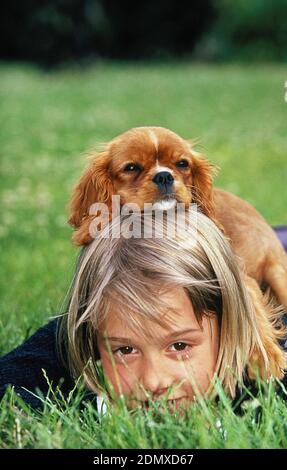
[0,0,214,66]
[196,0,287,62]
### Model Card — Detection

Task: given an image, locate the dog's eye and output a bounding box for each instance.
[176,159,189,168]
[123,163,142,172]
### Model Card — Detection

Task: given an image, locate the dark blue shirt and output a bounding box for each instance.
[0,318,74,409]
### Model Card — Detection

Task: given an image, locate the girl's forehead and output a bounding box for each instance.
[98,287,200,338]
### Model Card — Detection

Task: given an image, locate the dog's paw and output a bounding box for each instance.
[248,345,286,381]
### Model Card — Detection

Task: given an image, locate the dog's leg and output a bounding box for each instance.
[244,275,286,380]
[264,261,287,310]
[72,210,115,246]
[72,216,98,246]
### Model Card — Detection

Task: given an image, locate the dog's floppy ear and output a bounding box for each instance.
[68,150,114,228]
[190,150,217,219]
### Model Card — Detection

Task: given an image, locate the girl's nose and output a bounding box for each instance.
[139,357,175,398]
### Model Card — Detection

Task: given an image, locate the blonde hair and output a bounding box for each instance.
[58,209,284,399]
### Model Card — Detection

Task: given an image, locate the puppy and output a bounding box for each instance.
[68,126,287,378]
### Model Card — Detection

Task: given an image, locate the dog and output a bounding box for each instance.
[68,126,287,378]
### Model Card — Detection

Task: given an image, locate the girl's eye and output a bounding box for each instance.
[113,342,192,358]
[170,342,191,353]
[114,346,136,356]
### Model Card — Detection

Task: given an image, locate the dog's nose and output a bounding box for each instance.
[152,171,174,192]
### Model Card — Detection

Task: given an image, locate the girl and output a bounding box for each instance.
[0,209,286,413]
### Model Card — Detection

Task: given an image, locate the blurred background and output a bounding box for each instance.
[1,0,287,65]
[0,0,287,350]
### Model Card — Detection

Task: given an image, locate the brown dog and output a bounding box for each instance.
[68,126,287,378]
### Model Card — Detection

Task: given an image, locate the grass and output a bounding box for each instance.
[1,376,287,449]
[0,60,287,449]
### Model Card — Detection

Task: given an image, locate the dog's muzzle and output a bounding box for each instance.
[152,171,174,195]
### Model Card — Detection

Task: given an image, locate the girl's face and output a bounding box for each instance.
[97,288,220,411]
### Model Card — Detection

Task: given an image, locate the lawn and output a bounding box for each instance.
[0,61,287,448]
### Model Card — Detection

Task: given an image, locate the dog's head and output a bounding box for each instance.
[68,126,216,245]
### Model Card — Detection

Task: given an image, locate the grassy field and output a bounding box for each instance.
[0,61,287,449]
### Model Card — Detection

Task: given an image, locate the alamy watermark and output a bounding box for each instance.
[86,195,199,243]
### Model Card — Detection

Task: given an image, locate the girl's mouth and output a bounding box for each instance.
[141,397,188,411]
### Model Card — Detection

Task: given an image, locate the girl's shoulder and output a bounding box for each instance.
[0,318,75,409]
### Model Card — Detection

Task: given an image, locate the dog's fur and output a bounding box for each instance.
[68,126,287,378]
